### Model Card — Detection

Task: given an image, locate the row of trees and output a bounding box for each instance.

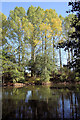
[67,1,80,80]
[1,2,80,83]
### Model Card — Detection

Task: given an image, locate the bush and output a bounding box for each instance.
[40,69,50,82]
[59,67,75,82]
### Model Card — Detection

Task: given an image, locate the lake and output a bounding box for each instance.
[2,85,80,120]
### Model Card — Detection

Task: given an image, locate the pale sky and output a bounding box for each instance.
[1,2,70,18]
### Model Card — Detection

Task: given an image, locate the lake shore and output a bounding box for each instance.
[1,81,80,87]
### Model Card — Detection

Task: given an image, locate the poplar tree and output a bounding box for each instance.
[63,14,75,67]
[6,7,28,82]
[0,13,8,82]
[8,7,27,66]
[27,6,44,77]
[45,9,62,69]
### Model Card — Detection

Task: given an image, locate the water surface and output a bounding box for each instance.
[2,85,80,120]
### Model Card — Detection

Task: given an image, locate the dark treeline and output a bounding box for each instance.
[1,1,80,84]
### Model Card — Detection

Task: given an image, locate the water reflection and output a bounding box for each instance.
[2,85,80,119]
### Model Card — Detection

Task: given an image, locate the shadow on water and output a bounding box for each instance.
[2,85,80,120]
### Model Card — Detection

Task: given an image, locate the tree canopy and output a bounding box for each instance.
[1,4,80,84]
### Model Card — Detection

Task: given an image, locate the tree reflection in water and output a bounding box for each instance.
[2,85,80,120]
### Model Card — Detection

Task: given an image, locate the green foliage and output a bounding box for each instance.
[75,72,80,82]
[66,1,80,80]
[10,68,25,83]
[60,67,75,82]
[40,67,50,82]
[34,55,53,82]
[2,5,80,84]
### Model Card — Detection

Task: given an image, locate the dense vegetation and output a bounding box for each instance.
[0,1,80,84]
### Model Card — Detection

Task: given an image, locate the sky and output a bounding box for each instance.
[1,2,70,18]
[1,2,71,65]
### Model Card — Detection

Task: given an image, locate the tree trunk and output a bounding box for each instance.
[67,48,70,67]
[45,35,47,73]
[59,48,62,69]
[18,35,21,66]
[53,37,55,67]
[71,47,75,70]
[22,48,24,63]
[71,47,73,62]
[42,34,44,56]
[31,44,35,77]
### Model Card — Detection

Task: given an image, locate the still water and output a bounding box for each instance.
[2,85,80,120]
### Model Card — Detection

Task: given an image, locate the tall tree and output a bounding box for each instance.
[57,34,65,69]
[27,5,44,77]
[4,7,29,83]
[39,22,52,81]
[57,15,65,69]
[8,7,26,67]
[0,13,8,82]
[63,14,75,67]
[45,9,62,68]
[67,1,80,79]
